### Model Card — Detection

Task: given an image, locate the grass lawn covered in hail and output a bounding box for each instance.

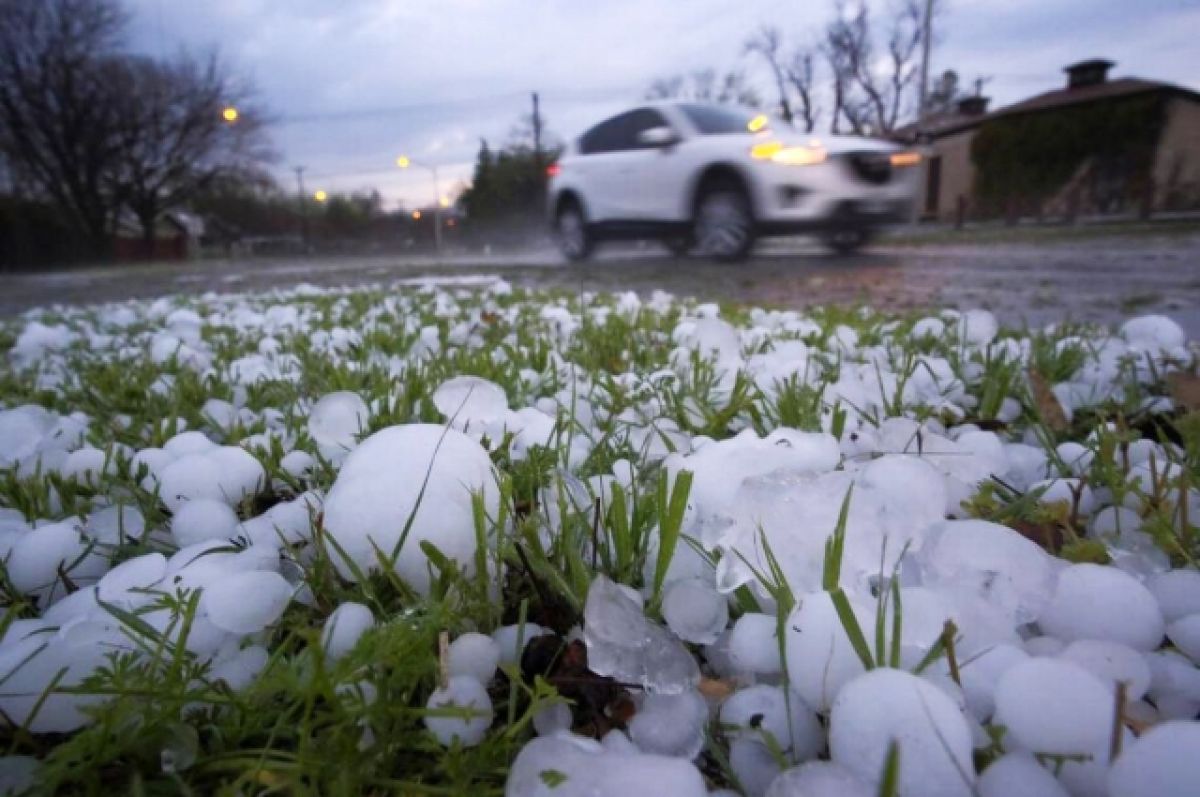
[2,278,1200,796]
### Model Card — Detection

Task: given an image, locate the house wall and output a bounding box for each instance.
[1154,97,1200,210]
[919,128,977,221]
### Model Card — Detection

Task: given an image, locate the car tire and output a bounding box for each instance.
[693,182,754,262]
[555,201,593,262]
[823,226,871,256]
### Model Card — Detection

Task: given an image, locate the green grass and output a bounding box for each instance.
[0,281,1197,794]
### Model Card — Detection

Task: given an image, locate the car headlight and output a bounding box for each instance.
[751,140,827,166]
[889,151,921,167]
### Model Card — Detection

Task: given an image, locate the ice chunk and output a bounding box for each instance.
[957,309,998,347]
[533,702,573,736]
[1120,315,1185,352]
[171,498,240,547]
[728,613,782,676]
[1039,563,1164,651]
[662,577,728,645]
[491,623,548,668]
[308,391,369,454]
[993,658,1112,755]
[830,668,974,797]
[978,753,1068,797]
[424,675,493,747]
[1108,720,1200,797]
[320,424,500,595]
[505,733,707,796]
[1148,568,1200,622]
[785,591,870,712]
[726,738,780,797]
[855,454,948,534]
[8,520,96,603]
[1058,639,1151,699]
[432,376,508,431]
[97,553,166,608]
[917,519,1057,625]
[210,644,269,691]
[201,570,293,634]
[719,685,823,761]
[957,643,1028,721]
[447,632,501,685]
[321,602,375,663]
[765,761,872,797]
[628,689,708,758]
[583,576,699,694]
[1166,613,1200,663]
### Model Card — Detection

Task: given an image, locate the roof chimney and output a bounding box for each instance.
[956,96,990,116]
[1064,59,1114,90]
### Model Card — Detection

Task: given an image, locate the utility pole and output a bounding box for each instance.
[431,164,443,255]
[531,92,543,169]
[294,166,310,253]
[918,0,934,127]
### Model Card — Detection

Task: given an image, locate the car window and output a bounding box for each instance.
[679,103,759,135]
[579,108,670,154]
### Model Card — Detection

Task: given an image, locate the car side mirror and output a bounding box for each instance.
[637,126,679,148]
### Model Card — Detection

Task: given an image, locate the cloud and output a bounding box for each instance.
[125,0,1197,207]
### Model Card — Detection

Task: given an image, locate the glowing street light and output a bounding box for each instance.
[397,154,444,253]
[313,189,328,203]
[221,106,239,123]
[411,210,422,220]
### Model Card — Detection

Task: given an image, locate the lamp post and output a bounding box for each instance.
[396,155,444,254]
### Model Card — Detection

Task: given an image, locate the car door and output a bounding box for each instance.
[600,107,678,221]
[574,111,635,222]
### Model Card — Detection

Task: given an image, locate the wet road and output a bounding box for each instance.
[3,232,1199,335]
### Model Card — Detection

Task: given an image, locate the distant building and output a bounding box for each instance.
[113,211,205,261]
[894,60,1200,222]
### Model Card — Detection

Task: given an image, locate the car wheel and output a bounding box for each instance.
[823,226,871,256]
[694,183,754,262]
[555,202,592,262]
[663,234,693,257]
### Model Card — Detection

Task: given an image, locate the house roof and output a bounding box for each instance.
[894,76,1200,143]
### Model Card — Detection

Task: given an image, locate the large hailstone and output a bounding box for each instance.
[1107,721,1200,797]
[424,675,493,747]
[765,762,872,797]
[993,658,1112,755]
[321,601,375,663]
[1039,564,1164,651]
[978,753,1069,797]
[320,424,500,595]
[307,391,370,453]
[505,733,707,796]
[432,376,508,432]
[829,668,974,797]
[785,591,871,712]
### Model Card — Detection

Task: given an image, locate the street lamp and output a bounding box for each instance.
[313,189,328,203]
[397,155,444,254]
[221,106,239,123]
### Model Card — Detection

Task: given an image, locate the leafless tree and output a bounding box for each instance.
[785,47,820,132]
[823,0,930,135]
[645,69,761,107]
[743,26,794,124]
[109,53,273,247]
[0,0,129,252]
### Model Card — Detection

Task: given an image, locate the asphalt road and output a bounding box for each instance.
[3,232,1199,336]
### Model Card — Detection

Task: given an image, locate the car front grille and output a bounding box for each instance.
[844,152,893,185]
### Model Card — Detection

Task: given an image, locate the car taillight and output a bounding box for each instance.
[546,163,561,177]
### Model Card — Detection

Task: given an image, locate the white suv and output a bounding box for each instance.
[548,102,920,261]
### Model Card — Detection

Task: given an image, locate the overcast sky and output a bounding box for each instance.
[127,0,1200,209]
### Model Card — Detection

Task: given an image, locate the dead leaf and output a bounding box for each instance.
[1167,372,1200,412]
[1028,369,1068,432]
[697,676,735,701]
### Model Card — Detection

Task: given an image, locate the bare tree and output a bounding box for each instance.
[785,47,820,132]
[645,69,760,107]
[109,53,272,247]
[823,0,930,135]
[0,0,128,253]
[743,26,794,124]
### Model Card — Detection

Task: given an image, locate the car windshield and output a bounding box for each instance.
[679,103,762,135]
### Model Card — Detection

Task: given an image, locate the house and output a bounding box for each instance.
[113,210,205,261]
[895,60,1200,222]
